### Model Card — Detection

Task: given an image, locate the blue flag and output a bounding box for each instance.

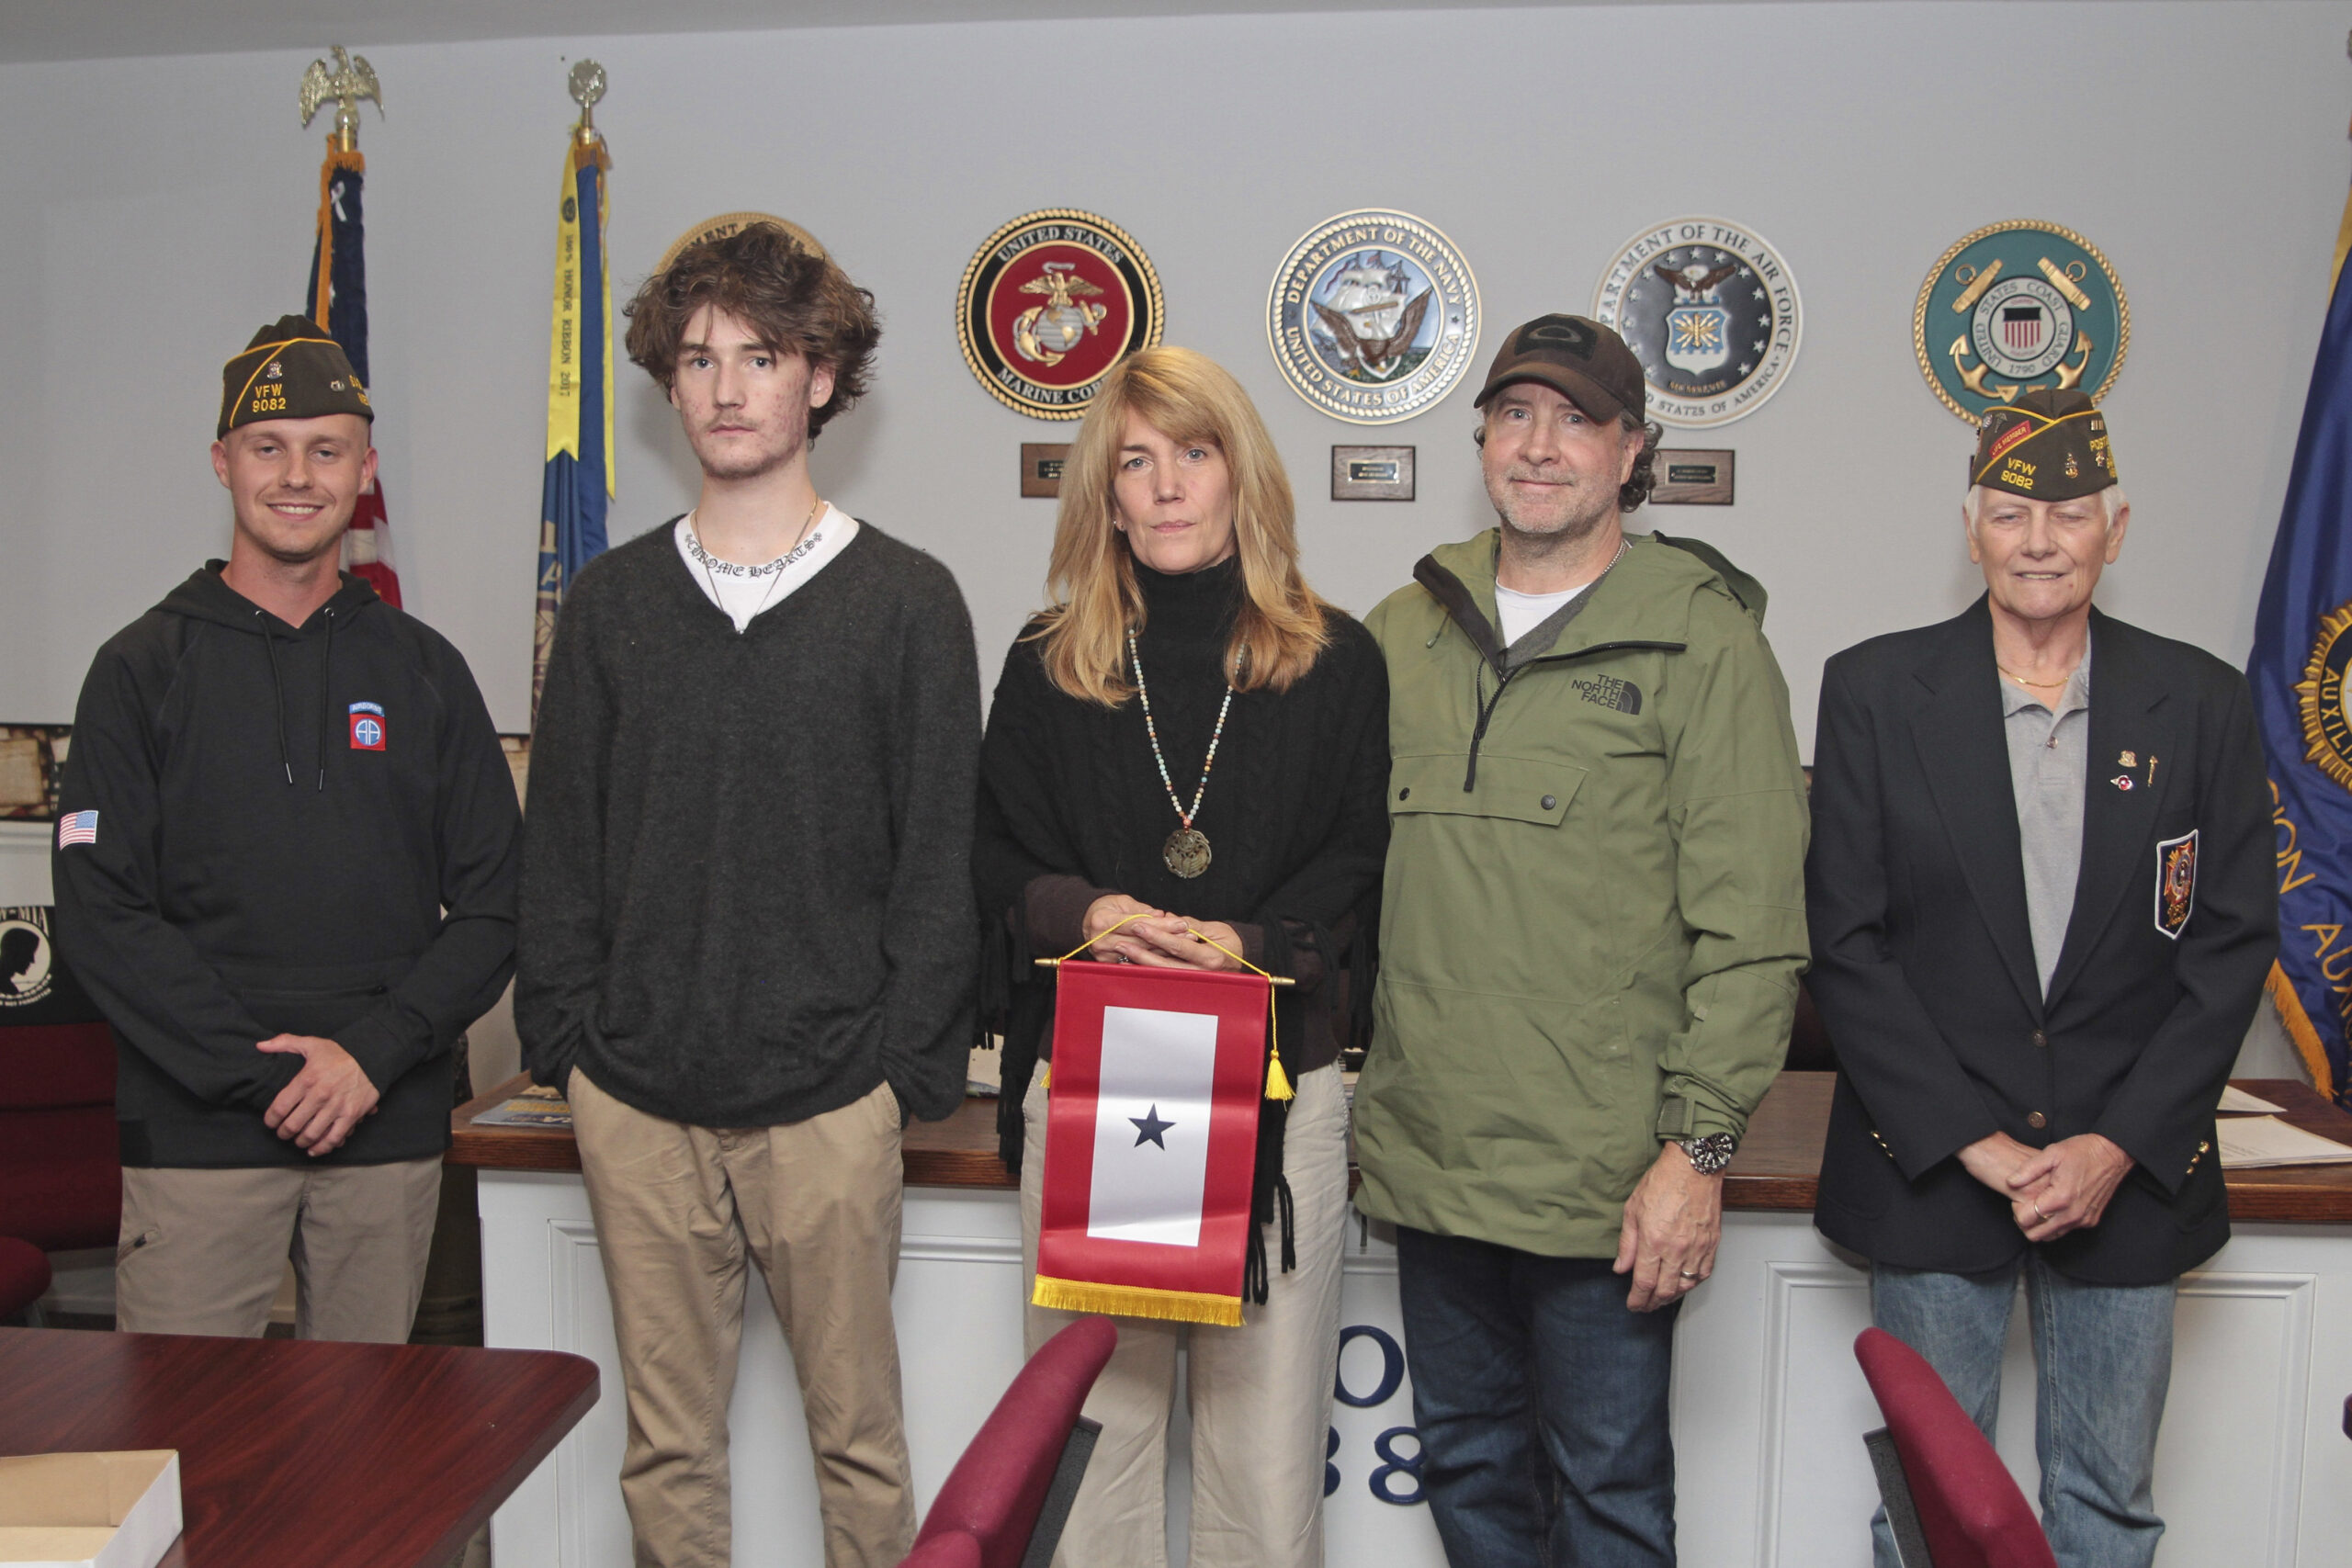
[2247,191,2352,1107]
[534,131,614,721]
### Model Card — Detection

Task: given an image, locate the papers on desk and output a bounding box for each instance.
[2217,1085,2289,1115]
[470,1085,572,1130]
[2216,1115,2352,1170]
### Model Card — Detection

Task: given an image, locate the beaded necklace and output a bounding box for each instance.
[1127,627,1235,879]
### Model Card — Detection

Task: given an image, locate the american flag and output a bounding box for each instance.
[57,810,97,848]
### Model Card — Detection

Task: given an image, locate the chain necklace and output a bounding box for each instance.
[686,494,825,626]
[1996,663,2072,690]
[1128,628,1235,879]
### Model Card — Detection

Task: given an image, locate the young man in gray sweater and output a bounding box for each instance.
[516,222,981,1568]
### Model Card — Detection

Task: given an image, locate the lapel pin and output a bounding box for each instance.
[2110,774,2135,791]
[2120,750,2137,767]
[2147,755,2158,786]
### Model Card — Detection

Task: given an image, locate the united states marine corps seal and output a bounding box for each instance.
[1591,218,1801,428]
[1915,220,2129,424]
[956,210,1164,420]
[1266,209,1479,423]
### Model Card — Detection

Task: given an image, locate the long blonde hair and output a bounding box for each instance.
[1032,346,1329,705]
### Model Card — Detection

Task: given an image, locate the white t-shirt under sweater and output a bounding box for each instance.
[673,503,858,633]
[1493,579,1591,648]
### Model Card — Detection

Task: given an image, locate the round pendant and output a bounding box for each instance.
[1163,828,1212,879]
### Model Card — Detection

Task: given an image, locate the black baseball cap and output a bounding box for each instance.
[1474,313,1645,425]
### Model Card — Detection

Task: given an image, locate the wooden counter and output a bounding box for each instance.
[448,1070,2352,1224]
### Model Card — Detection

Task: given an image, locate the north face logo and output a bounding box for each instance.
[1572,673,1642,714]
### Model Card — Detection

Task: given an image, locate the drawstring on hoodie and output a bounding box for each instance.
[258,612,295,786]
[255,603,338,789]
[316,608,336,791]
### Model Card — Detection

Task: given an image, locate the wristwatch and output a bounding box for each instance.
[1677,1133,1737,1175]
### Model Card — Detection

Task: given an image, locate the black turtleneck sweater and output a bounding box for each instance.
[973,557,1390,1163]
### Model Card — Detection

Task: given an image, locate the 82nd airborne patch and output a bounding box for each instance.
[2154,829,2197,941]
[349,701,387,751]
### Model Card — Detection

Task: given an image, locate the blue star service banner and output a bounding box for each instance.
[2247,189,2352,1107]
[533,130,614,721]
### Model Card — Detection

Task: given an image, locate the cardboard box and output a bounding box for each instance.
[0,1451,182,1568]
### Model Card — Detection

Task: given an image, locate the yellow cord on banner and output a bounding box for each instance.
[1041,914,1295,1100]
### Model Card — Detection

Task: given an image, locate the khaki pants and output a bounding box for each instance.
[115,1156,440,1341]
[570,1066,915,1568]
[1022,1062,1349,1568]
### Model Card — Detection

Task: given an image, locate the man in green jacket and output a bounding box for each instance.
[1356,314,1809,1566]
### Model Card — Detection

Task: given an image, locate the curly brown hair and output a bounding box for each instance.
[622,223,879,440]
[1475,412,1661,513]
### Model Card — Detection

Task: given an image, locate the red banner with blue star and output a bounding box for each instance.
[1033,962,1269,1325]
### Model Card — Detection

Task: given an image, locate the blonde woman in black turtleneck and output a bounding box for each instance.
[975,347,1388,1568]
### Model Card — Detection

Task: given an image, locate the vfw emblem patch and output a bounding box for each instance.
[349,701,387,751]
[2154,829,2197,940]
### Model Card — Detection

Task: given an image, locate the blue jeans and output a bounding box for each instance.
[1396,1226,1678,1568]
[1870,1256,2176,1568]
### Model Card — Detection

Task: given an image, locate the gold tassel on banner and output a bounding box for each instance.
[1031,1275,1244,1328]
[1035,915,1295,1100]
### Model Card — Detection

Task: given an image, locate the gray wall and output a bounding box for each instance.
[1,0,2344,750]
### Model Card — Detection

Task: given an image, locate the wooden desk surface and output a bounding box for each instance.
[447,1071,2352,1225]
[0,1327,597,1568]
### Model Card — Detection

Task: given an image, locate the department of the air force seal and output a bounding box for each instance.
[1591,218,1801,428]
[1914,220,2128,425]
[956,210,1164,421]
[1266,209,1479,423]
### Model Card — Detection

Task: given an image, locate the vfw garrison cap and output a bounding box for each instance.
[1970,387,2117,502]
[218,315,374,439]
[1475,313,1645,426]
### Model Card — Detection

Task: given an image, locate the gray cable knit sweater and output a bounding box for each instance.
[515,519,981,1126]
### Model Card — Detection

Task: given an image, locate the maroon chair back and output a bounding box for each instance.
[0,1021,120,1251]
[0,1235,52,1318]
[911,1316,1116,1568]
[1855,1327,2055,1568]
[899,1530,979,1568]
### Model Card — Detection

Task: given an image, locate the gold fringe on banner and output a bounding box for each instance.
[2267,961,2336,1100]
[1032,1275,1242,1327]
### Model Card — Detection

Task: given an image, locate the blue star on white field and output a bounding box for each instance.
[1130,1105,1174,1148]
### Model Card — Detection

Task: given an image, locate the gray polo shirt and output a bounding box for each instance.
[2000,646,2092,998]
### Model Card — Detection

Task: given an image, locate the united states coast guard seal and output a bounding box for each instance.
[1914,220,2128,425]
[1592,218,1801,428]
[1266,209,1480,423]
[956,209,1164,421]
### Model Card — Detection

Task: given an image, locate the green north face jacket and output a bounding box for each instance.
[1355,530,1809,1258]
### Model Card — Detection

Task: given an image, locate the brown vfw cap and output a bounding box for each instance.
[218,314,374,439]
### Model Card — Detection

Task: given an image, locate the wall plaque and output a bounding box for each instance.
[1021,444,1070,499]
[1649,449,1735,506]
[1330,446,1416,501]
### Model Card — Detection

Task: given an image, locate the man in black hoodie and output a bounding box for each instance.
[51,318,520,1341]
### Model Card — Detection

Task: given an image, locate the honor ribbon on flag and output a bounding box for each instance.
[1033,961,1273,1326]
[534,122,615,723]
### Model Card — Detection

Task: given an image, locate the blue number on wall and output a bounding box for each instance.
[1325,1426,1340,1497]
[1334,1325,1404,1408]
[1369,1426,1426,1506]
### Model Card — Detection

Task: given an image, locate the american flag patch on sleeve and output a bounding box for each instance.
[57,810,98,848]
